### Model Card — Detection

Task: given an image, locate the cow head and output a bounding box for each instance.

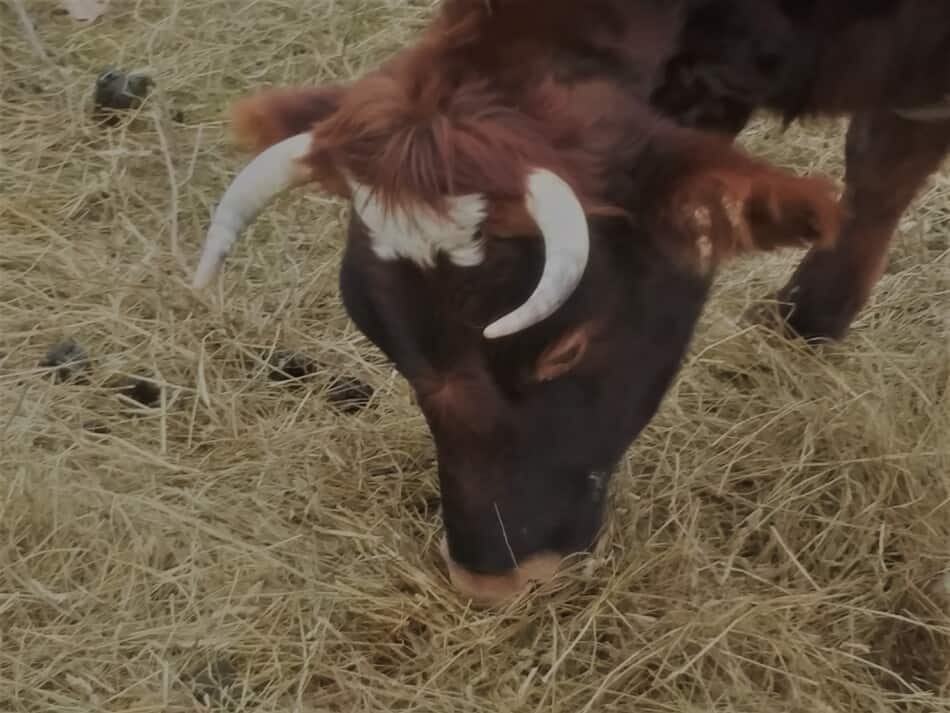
[192,29,841,605]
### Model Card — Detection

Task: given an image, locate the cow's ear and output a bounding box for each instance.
[230,84,347,155]
[668,164,841,272]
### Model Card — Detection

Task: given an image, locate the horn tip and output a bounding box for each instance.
[482,318,516,340]
[191,254,222,290]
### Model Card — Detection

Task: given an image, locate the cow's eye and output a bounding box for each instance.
[532,325,591,382]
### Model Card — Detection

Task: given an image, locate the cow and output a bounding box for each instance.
[651,0,950,341]
[190,0,844,604]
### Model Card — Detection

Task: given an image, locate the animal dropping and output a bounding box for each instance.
[265,349,318,383]
[116,375,162,408]
[264,349,373,413]
[325,374,374,415]
[39,338,90,384]
[92,68,153,124]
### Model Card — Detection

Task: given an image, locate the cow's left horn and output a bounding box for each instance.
[192,132,314,289]
[482,168,590,339]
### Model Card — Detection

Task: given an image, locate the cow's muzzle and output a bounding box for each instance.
[438,537,564,605]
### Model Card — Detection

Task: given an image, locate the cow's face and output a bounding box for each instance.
[338,200,713,603]
[330,146,840,604]
[192,81,841,605]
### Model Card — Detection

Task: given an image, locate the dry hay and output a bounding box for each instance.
[1,2,949,712]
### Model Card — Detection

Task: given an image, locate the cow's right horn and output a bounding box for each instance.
[192,132,314,289]
[482,168,590,339]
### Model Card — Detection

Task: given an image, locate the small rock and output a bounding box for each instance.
[326,374,374,414]
[38,338,89,384]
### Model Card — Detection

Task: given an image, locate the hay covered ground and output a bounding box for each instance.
[2,1,949,711]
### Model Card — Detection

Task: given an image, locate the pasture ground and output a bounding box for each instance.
[2,2,949,711]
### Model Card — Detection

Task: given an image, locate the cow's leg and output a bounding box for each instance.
[766,111,950,342]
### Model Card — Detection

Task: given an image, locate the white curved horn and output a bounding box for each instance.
[191,132,314,289]
[482,168,590,339]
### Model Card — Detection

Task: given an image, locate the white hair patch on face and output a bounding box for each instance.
[348,179,487,268]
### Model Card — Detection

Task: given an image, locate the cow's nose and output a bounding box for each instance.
[438,537,563,605]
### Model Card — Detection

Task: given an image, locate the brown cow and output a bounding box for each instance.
[652,0,950,340]
[191,0,842,604]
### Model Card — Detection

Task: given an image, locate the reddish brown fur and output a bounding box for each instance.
[230,86,346,154]
[417,372,511,448]
[653,1,950,129]
[231,75,633,222]
[232,75,839,265]
[802,3,950,118]
[300,74,654,226]
[231,0,840,266]
[652,0,950,339]
[669,168,838,266]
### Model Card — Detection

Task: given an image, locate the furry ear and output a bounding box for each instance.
[670,165,841,272]
[230,85,347,155]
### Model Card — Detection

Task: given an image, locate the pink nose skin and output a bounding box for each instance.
[438,537,564,605]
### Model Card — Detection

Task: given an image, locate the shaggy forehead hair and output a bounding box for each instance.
[227,0,688,235]
[302,69,632,230]
[274,0,675,230]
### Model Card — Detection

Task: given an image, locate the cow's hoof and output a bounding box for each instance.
[746,286,856,344]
